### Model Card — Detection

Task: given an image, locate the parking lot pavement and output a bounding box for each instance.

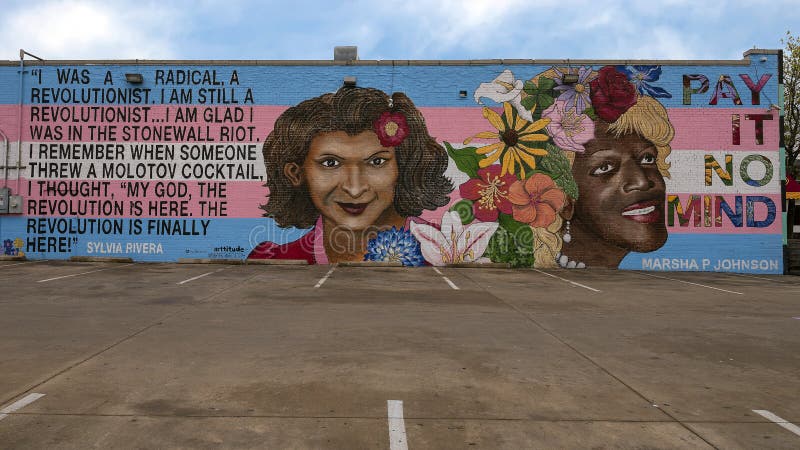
[0,262,798,449]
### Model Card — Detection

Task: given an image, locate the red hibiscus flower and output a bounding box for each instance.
[373,111,409,147]
[459,165,517,222]
[507,173,566,228]
[589,66,637,123]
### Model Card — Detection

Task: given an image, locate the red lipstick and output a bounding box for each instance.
[621,201,663,224]
[337,202,368,215]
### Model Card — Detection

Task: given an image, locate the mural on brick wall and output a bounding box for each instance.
[0,52,784,272]
[248,87,455,265]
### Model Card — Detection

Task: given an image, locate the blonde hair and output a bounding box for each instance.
[532,95,675,268]
[532,215,564,268]
[607,95,674,178]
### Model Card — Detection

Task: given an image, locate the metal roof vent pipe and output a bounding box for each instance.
[334,46,358,62]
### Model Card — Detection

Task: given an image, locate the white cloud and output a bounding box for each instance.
[625,26,697,59]
[1,0,797,61]
[0,0,183,60]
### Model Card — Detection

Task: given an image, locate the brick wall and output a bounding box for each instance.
[0,51,785,273]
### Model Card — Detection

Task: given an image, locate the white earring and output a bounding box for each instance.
[562,220,572,244]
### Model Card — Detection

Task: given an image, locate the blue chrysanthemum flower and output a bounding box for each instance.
[364,227,424,267]
[616,65,672,98]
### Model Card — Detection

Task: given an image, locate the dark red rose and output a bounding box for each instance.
[589,66,637,122]
[373,111,409,147]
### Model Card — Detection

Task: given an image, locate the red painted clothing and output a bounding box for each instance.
[247,229,316,264]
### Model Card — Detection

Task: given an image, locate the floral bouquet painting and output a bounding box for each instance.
[437,64,671,268]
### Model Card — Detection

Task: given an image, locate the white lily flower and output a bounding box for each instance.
[474,69,533,122]
[410,211,499,266]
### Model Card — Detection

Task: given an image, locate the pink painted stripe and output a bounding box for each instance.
[1,105,287,142]
[19,177,267,218]
[665,192,781,234]
[426,107,780,151]
[2,105,780,151]
[667,108,780,151]
[5,104,489,142]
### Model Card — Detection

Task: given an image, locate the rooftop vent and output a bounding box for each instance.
[334,46,358,61]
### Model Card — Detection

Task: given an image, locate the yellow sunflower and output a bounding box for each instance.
[463,101,551,178]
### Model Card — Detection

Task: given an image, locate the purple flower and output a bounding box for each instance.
[552,66,597,114]
[616,65,672,98]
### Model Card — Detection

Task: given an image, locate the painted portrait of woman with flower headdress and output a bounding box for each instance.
[448,64,675,268]
[248,86,499,266]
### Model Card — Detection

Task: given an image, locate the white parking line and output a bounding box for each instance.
[314,265,336,288]
[733,273,790,284]
[638,272,743,295]
[388,400,409,450]
[533,269,600,292]
[177,267,227,285]
[36,264,134,283]
[0,260,47,268]
[753,410,800,437]
[432,267,459,290]
[0,393,45,421]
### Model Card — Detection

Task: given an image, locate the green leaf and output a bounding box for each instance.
[537,94,555,111]
[539,143,578,200]
[537,77,556,92]
[449,199,475,225]
[497,213,533,235]
[520,96,536,111]
[485,214,535,267]
[444,142,483,179]
[583,106,598,120]
[523,80,537,95]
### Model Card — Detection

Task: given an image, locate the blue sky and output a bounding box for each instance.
[1,0,798,61]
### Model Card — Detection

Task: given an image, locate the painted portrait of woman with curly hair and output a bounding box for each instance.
[248,87,453,265]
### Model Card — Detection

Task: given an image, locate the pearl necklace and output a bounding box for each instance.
[555,252,586,269]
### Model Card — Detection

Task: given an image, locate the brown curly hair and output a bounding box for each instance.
[261,87,453,228]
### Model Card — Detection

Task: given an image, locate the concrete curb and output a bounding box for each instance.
[451,262,512,268]
[246,259,308,265]
[177,258,245,265]
[338,261,403,267]
[0,255,26,261]
[68,256,134,263]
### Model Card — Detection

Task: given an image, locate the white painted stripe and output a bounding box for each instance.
[387,400,409,450]
[20,141,267,180]
[733,273,790,284]
[638,272,743,295]
[0,260,47,268]
[432,267,459,290]
[665,151,781,193]
[753,410,800,437]
[442,276,459,290]
[533,269,601,292]
[0,393,45,421]
[314,265,336,288]
[176,267,226,285]
[36,263,133,283]
[177,271,214,285]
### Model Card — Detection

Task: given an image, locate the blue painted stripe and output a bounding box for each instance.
[0,57,779,108]
[2,216,785,271]
[1,217,310,262]
[620,233,783,273]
